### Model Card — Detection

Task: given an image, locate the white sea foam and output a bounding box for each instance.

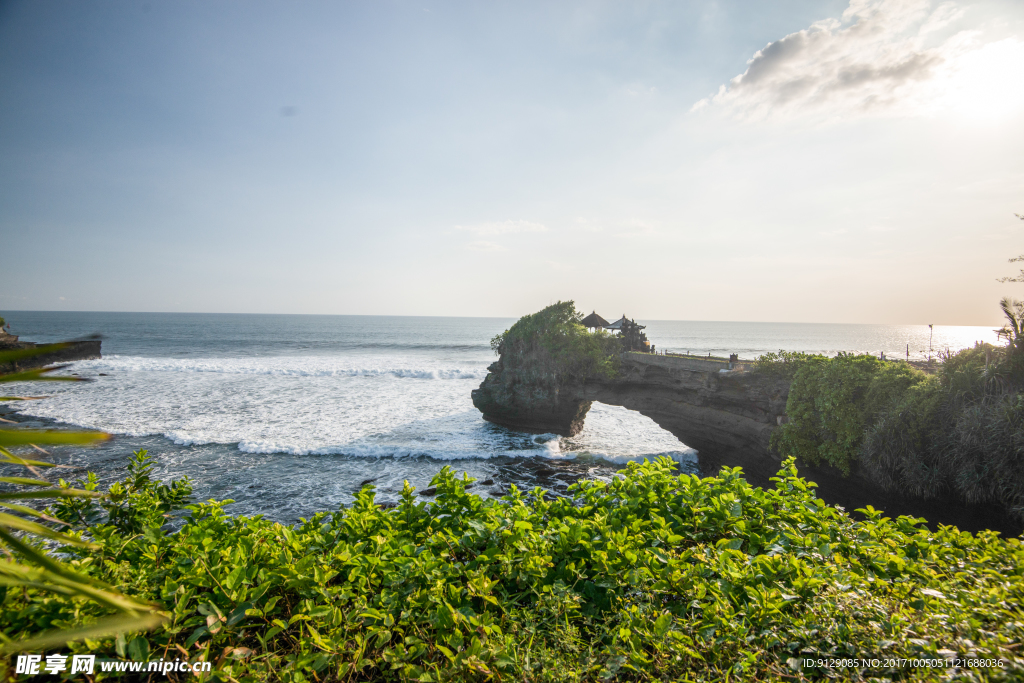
[10,360,691,466]
[73,356,487,380]
[7,324,696,472]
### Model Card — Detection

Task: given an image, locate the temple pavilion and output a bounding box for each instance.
[581,312,653,353]
[581,311,610,331]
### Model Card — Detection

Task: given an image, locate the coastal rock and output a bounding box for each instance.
[471,345,592,435]
[474,352,789,478]
[0,339,102,373]
[473,351,1020,534]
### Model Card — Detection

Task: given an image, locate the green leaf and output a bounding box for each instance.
[716,538,743,551]
[0,344,71,366]
[0,365,87,384]
[0,476,52,486]
[1,612,165,655]
[0,513,95,548]
[0,428,110,447]
[0,488,100,501]
[127,636,149,661]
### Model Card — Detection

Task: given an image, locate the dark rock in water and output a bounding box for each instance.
[480,479,494,486]
[377,501,398,509]
[359,478,377,486]
[419,487,437,496]
[0,339,102,373]
[99,373,109,376]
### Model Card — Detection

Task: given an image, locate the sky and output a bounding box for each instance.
[1,0,1023,325]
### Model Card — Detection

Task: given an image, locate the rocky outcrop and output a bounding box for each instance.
[473,351,1021,535]
[473,352,790,479]
[0,340,102,374]
[584,354,791,482]
[472,347,593,436]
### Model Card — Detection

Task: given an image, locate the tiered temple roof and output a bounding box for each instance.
[604,315,645,331]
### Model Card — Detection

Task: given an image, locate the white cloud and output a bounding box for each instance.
[615,219,660,238]
[569,217,603,233]
[695,0,1024,122]
[454,220,547,236]
[464,241,507,252]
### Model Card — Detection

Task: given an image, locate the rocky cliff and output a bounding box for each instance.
[473,350,1020,534]
[473,352,790,480]
[472,342,594,436]
[584,354,791,482]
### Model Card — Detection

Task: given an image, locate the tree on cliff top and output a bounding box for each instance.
[491,301,620,380]
[996,213,1024,284]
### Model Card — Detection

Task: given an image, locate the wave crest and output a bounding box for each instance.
[70,356,487,380]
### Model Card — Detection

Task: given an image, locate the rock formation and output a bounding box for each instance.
[0,336,102,374]
[474,352,789,480]
[473,350,1020,535]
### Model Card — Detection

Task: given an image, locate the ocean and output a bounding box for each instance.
[0,311,999,522]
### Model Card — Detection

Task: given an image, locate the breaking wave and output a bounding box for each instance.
[71,356,487,380]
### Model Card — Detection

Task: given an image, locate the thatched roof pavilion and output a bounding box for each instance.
[604,315,645,331]
[581,312,610,329]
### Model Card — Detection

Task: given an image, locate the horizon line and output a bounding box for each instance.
[0,309,1000,328]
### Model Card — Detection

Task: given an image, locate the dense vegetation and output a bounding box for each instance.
[3,453,1023,681]
[762,318,1024,523]
[490,301,620,380]
[766,353,934,475]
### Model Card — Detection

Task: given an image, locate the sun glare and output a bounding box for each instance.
[934,37,1024,123]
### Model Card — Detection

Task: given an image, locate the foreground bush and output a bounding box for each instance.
[2,455,1023,681]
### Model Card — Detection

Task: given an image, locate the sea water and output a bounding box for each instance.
[0,312,998,522]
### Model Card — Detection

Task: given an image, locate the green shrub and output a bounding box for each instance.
[3,455,1023,681]
[770,353,931,474]
[762,340,1024,522]
[859,342,1024,518]
[491,301,620,380]
[752,350,824,379]
[860,378,946,497]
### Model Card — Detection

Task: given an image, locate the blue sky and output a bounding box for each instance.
[2,0,1023,324]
